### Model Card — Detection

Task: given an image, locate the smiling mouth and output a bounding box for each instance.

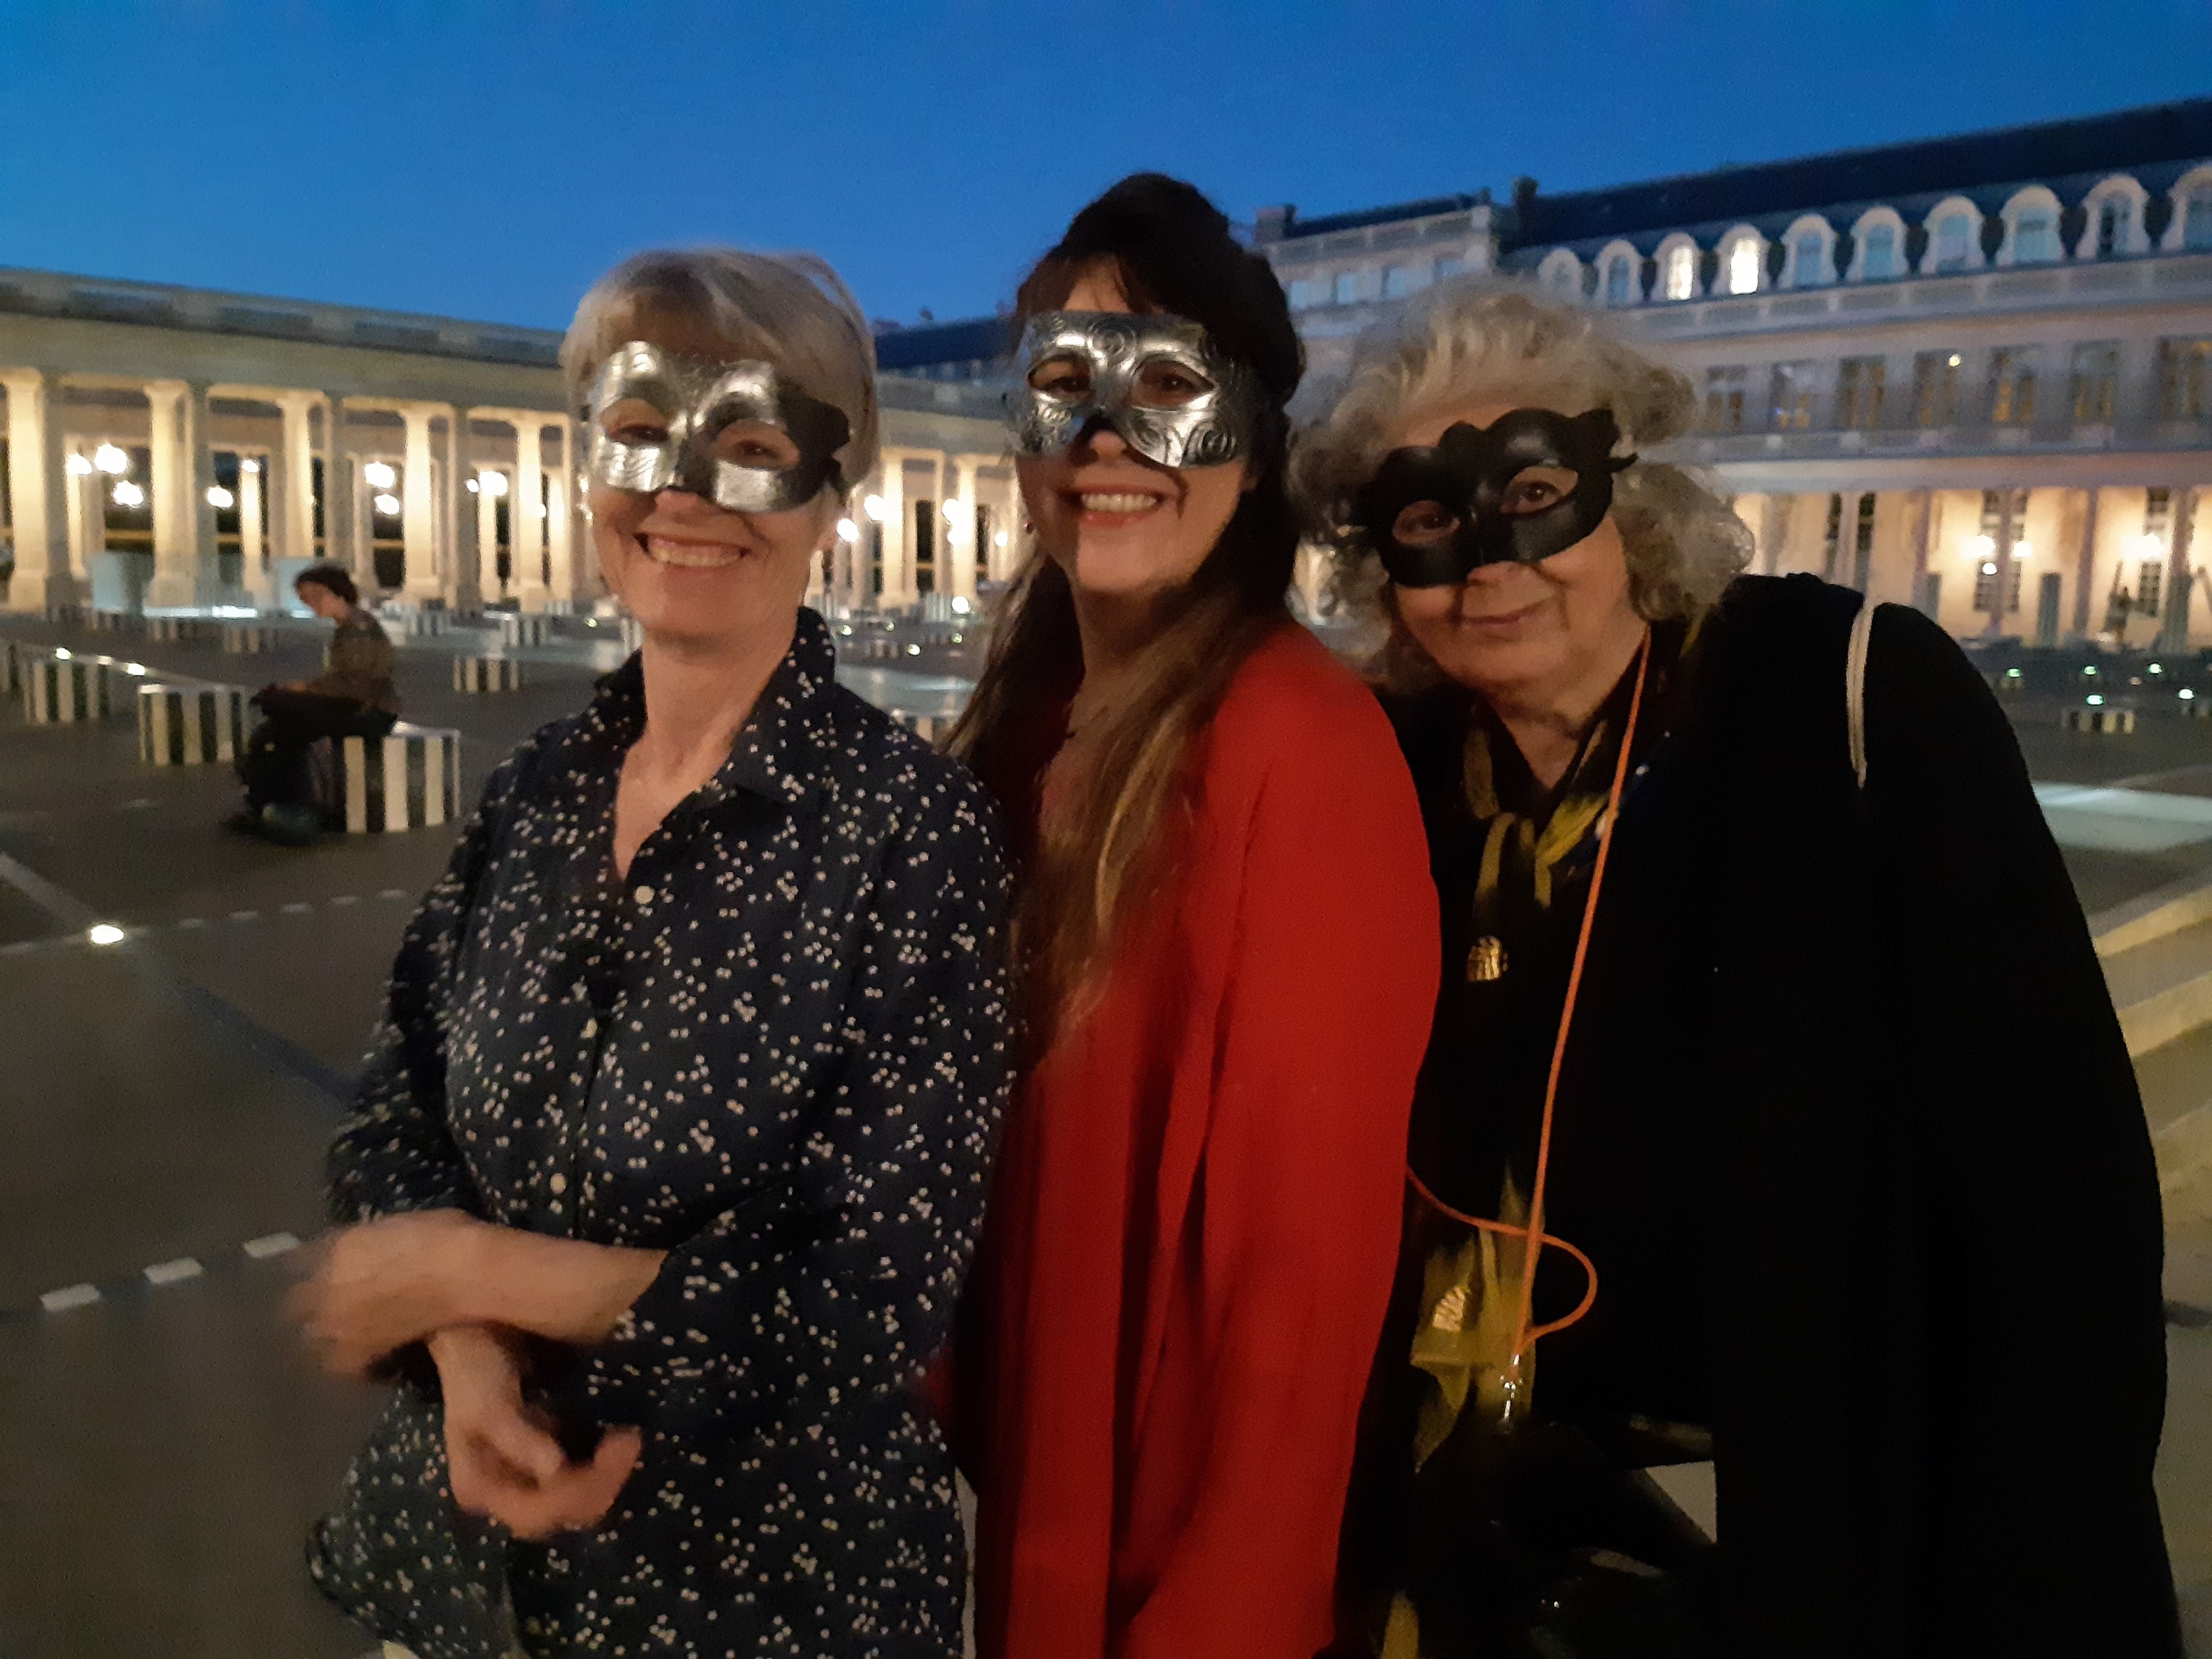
[1458,597,1545,627]
[642,534,750,569]
[1069,489,1170,524]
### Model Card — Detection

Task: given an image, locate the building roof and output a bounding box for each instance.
[873,314,1013,371]
[1516,97,2212,246]
[1274,192,1491,241]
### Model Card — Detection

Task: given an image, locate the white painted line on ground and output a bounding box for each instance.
[377,889,408,901]
[242,1232,301,1259]
[143,1257,204,1286]
[330,894,359,906]
[0,941,35,956]
[281,902,313,914]
[228,909,259,921]
[39,1284,99,1312]
[176,917,204,928]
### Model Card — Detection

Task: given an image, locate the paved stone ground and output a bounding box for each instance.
[0,612,2207,1655]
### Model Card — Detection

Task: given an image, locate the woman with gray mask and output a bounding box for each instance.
[1298,286,2176,1659]
[291,247,1013,1659]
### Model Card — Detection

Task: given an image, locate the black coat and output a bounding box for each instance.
[1356,576,2178,1658]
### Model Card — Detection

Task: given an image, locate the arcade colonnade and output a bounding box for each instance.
[823,445,1027,613]
[1,366,582,614]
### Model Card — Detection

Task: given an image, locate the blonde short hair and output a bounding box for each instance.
[561,247,881,495]
[1291,284,1750,661]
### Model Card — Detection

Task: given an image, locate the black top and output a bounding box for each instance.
[1337,577,2179,1659]
[309,610,1014,1659]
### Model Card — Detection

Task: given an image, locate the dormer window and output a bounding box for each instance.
[1663,243,1698,300]
[1793,232,1828,285]
[1726,236,1762,295]
[1934,214,1972,272]
[1862,224,1897,279]
[1605,255,1636,305]
[2014,213,2059,263]
[2096,199,2131,258]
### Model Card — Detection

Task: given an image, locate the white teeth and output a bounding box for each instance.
[1079,493,1160,514]
[644,536,745,568]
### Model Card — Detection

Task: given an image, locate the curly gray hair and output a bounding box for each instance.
[1290,285,1750,674]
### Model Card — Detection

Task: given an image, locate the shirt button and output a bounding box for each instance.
[632,884,655,906]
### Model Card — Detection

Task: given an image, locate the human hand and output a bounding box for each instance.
[291,1209,489,1376]
[433,1326,642,1539]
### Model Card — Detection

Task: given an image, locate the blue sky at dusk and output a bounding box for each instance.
[0,0,2206,332]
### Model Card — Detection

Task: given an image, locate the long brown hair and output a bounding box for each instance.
[950,174,1305,1036]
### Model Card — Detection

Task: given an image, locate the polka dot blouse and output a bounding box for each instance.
[309,610,1014,1659]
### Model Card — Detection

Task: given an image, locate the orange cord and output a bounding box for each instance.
[1407,631,1652,1358]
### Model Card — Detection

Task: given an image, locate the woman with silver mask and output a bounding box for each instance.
[1297,288,2177,1657]
[945,174,1439,1659]
[292,248,1013,1659]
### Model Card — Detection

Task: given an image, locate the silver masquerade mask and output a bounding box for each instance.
[583,341,851,514]
[1004,311,1262,469]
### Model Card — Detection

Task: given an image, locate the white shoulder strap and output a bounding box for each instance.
[1846,598,1878,790]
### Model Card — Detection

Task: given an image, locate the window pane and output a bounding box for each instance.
[1332,271,1360,304]
[2016,214,2056,262]
[1702,365,1747,433]
[1863,225,1895,279]
[1382,265,1410,299]
[1936,214,1971,271]
[1728,240,1761,294]
[1606,258,1633,304]
[1769,361,1816,429]
[1435,255,1463,282]
[1665,245,1697,300]
[1286,279,1313,310]
[2187,193,2212,252]
[1794,234,1826,284]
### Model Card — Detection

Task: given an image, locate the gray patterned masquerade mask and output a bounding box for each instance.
[583,341,851,514]
[1004,311,1262,469]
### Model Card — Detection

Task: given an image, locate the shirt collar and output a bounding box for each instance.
[575,608,841,809]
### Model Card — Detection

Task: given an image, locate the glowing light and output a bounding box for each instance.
[2011,539,2032,561]
[862,494,886,523]
[994,529,1010,549]
[2139,534,2164,555]
[464,478,480,493]
[951,595,971,615]
[124,662,146,674]
[66,453,93,476]
[2150,662,2164,674]
[373,492,401,515]
[1981,562,1998,576]
[1948,354,1962,368]
[2087,694,2106,706]
[206,486,235,509]
[835,518,859,543]
[941,498,963,520]
[533,503,548,518]
[86,924,125,947]
[1727,238,1761,295]
[54,648,72,659]
[111,481,144,507]
[363,461,397,489]
[2183,689,2199,701]
[906,643,922,656]
[240,457,261,475]
[478,470,508,497]
[1965,534,1995,559]
[94,444,130,475]
[2084,665,2100,676]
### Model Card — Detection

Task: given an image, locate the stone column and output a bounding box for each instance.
[545,423,574,609]
[514,418,547,613]
[1758,493,1794,576]
[992,474,1026,582]
[2,370,74,612]
[949,455,981,600]
[1908,490,1934,615]
[1984,488,2020,636]
[144,379,201,607]
[2070,488,2102,639]
[2164,486,2199,652]
[323,397,357,582]
[272,393,315,567]
[401,404,441,601]
[445,408,478,613]
[64,444,104,589]
[877,451,908,608]
[237,455,268,603]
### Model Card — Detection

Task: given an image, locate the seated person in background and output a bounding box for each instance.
[233,564,400,835]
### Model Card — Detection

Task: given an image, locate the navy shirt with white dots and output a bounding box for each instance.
[308,610,1014,1659]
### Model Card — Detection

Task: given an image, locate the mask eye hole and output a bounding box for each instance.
[598,397,670,447]
[1391,501,1460,548]
[1499,466,1579,515]
[1131,359,1214,409]
[1028,355,1092,399]
[712,420,802,471]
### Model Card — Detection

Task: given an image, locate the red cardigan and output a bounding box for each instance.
[954,625,1440,1659]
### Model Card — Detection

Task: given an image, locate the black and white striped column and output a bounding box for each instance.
[2061,705,2137,734]
[146,617,219,644]
[137,683,249,766]
[340,726,461,832]
[453,656,524,693]
[22,653,113,723]
[222,625,281,654]
[499,613,552,649]
[90,611,142,636]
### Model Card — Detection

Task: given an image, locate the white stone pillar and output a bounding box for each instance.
[401,404,440,601]
[64,442,104,588]
[514,418,546,613]
[991,473,1026,582]
[545,422,574,608]
[877,450,908,608]
[323,397,357,581]
[237,455,268,603]
[445,407,477,613]
[2,370,74,612]
[265,395,308,569]
[2070,488,2101,639]
[144,379,199,607]
[949,456,980,600]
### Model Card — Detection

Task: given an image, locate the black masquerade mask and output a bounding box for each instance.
[1353,408,1636,588]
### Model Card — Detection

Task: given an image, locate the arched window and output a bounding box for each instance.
[1657,235,1701,301]
[1719,228,1765,295]
[2075,175,2149,260]
[1998,187,2064,265]
[1922,198,1984,274]
[1597,240,1640,306]
[2162,165,2212,252]
[1539,249,1585,302]
[1848,207,1908,282]
[1781,216,1836,287]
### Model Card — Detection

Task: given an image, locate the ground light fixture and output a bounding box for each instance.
[87,924,125,947]
[2183,689,2199,702]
